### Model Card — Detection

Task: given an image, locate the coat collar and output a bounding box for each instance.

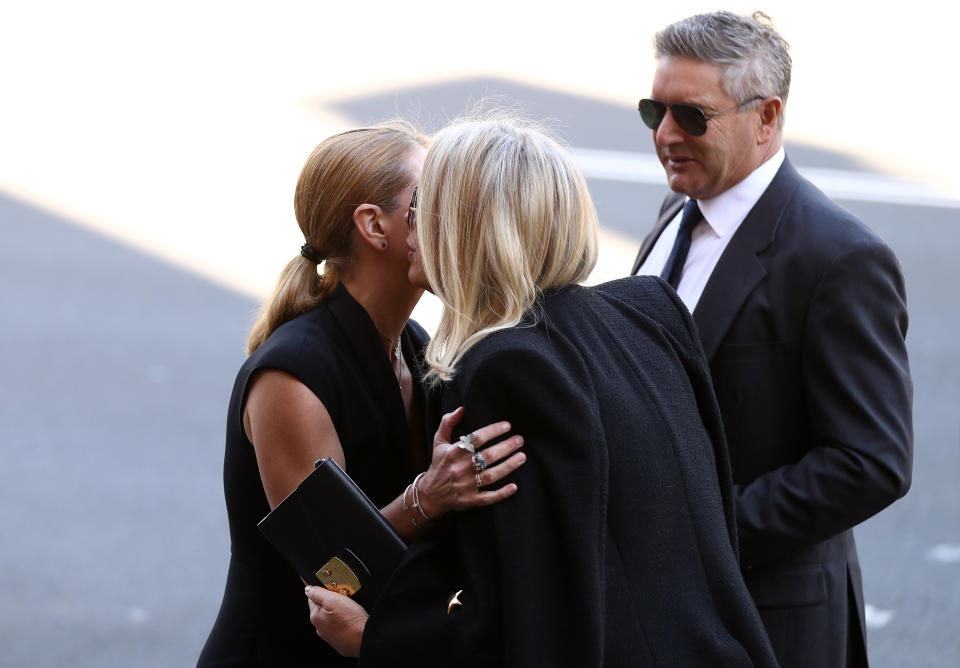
[692,157,804,362]
[325,282,417,467]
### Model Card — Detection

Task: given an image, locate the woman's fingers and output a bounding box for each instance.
[421,417,526,516]
[476,434,524,466]
[432,407,465,448]
[304,586,368,657]
[477,449,526,486]
[471,478,520,506]
[466,436,525,505]
[305,584,364,618]
[465,419,512,449]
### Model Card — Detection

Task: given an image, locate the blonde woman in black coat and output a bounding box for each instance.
[306,118,778,667]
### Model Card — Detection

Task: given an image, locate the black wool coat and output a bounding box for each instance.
[360,277,777,668]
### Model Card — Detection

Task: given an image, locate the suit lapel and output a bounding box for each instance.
[693,158,804,362]
[631,192,685,275]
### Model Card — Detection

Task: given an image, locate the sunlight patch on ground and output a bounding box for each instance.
[2,0,953,302]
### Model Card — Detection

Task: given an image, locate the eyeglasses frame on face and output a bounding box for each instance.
[637,95,765,136]
[407,186,418,231]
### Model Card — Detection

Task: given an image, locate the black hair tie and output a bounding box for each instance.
[300,243,326,264]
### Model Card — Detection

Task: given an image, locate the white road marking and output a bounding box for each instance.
[927,544,960,563]
[569,148,960,210]
[125,607,151,624]
[864,604,895,629]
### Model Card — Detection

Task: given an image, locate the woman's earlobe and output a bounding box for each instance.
[352,203,388,250]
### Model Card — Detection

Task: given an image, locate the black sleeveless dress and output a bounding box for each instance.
[198,283,432,667]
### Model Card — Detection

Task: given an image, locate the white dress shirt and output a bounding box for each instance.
[636,148,785,312]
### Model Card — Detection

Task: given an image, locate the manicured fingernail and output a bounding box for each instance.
[502,422,510,430]
[304,586,311,594]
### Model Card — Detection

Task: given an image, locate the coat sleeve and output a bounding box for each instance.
[655,279,740,556]
[454,341,609,668]
[735,241,913,566]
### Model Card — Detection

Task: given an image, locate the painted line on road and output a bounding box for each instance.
[570,148,960,210]
[926,544,960,563]
[864,604,895,629]
[125,607,151,624]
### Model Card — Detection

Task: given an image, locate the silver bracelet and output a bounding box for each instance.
[411,472,433,523]
[401,482,413,512]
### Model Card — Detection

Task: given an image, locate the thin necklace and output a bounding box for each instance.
[374,325,403,388]
[375,329,401,361]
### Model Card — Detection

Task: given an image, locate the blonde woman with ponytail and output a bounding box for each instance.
[305,118,778,667]
[199,122,526,667]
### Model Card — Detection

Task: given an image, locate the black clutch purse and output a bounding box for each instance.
[257,458,407,610]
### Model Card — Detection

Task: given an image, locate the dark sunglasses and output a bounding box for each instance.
[407,186,418,231]
[637,95,763,136]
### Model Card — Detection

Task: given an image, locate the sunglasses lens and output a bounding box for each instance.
[638,99,666,130]
[672,104,708,136]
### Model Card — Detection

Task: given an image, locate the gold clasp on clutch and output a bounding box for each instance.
[316,556,362,597]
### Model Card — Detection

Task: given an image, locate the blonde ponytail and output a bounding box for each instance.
[246,257,342,354]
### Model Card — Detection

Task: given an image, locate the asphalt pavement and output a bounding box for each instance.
[1,78,957,667]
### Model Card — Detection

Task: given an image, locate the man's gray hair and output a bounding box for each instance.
[655,11,791,123]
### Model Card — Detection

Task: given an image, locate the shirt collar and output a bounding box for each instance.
[696,147,785,238]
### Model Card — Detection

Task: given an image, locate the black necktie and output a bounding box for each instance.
[660,199,703,289]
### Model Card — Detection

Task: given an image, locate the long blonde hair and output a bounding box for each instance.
[247,121,429,354]
[417,118,598,382]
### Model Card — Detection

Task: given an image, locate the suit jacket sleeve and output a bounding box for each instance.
[455,342,609,668]
[735,240,913,566]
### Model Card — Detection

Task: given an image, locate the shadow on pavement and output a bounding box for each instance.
[0,191,253,667]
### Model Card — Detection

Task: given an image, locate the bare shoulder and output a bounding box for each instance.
[246,368,323,412]
[245,368,342,507]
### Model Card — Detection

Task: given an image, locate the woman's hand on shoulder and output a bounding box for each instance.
[417,407,526,519]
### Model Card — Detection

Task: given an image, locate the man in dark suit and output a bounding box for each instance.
[632,11,913,667]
